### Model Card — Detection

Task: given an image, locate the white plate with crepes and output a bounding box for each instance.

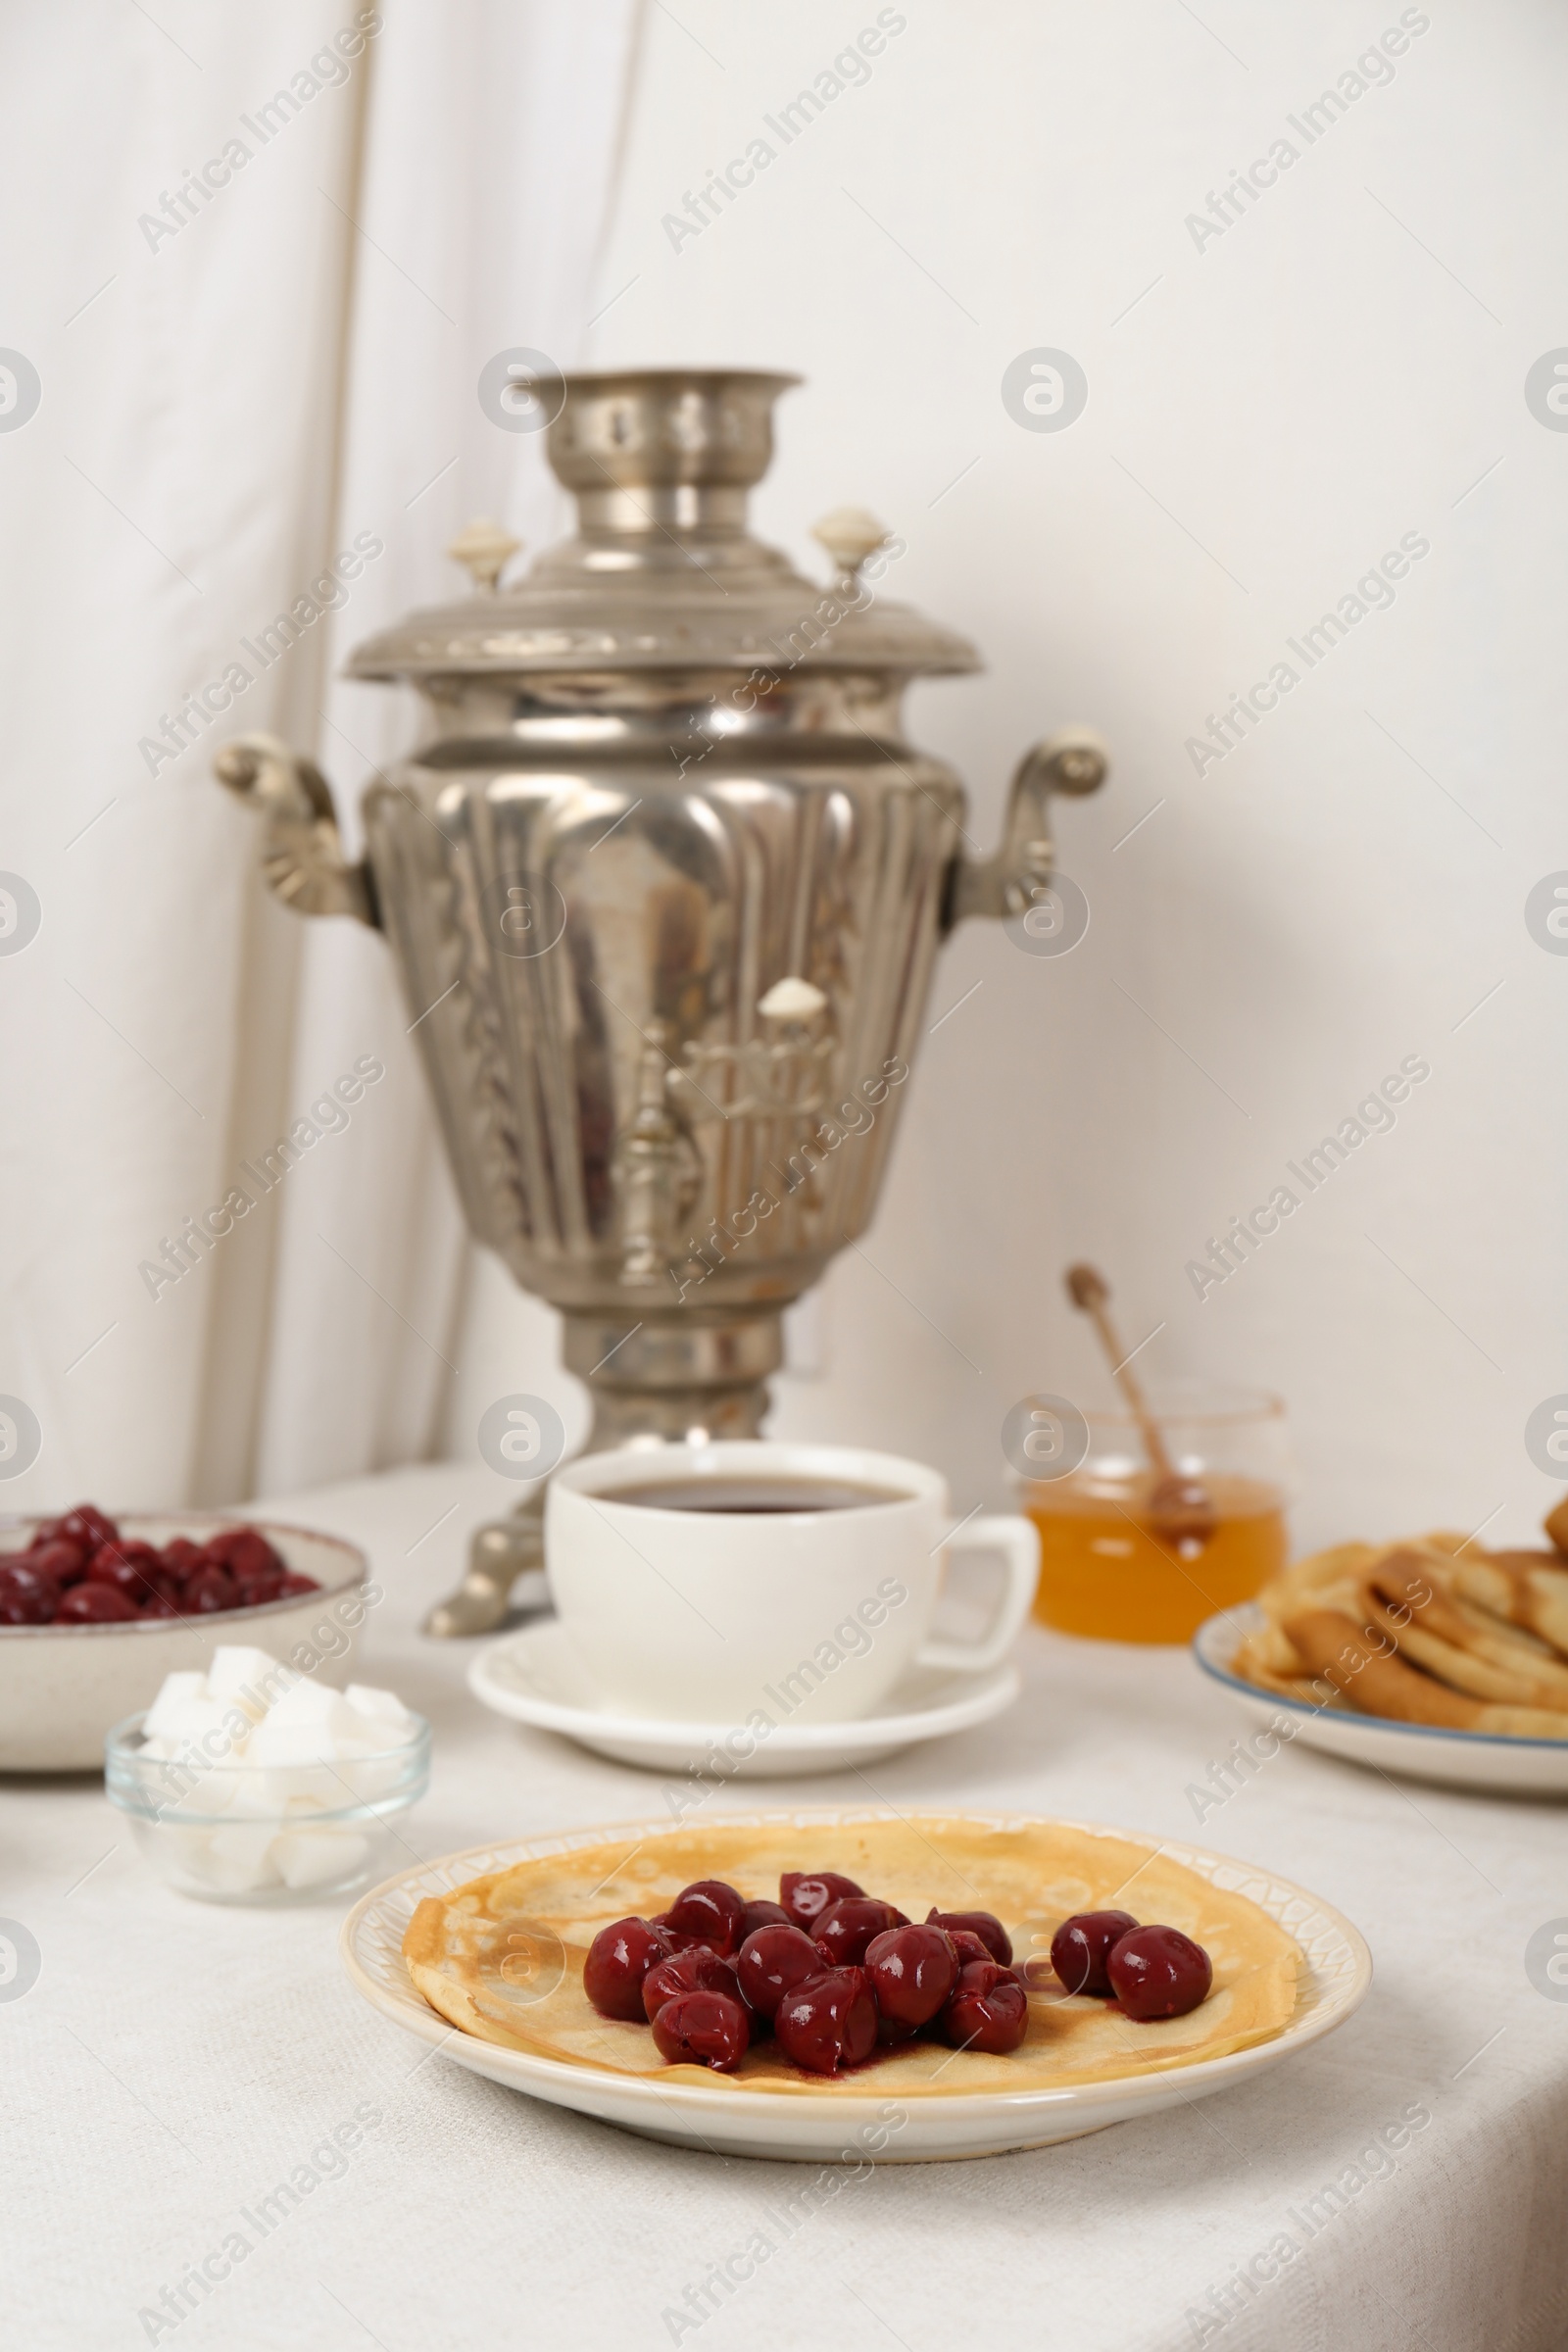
[1194,1607,1568,1796]
[339,1808,1371,2163]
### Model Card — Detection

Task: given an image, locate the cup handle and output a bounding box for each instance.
[916,1515,1039,1674]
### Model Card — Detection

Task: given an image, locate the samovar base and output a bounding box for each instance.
[423,1306,785,1637]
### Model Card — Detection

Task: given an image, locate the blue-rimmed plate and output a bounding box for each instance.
[1193,1605,1568,1797]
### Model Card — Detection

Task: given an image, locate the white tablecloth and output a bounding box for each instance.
[10,1464,1567,2352]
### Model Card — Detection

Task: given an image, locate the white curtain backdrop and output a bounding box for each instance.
[0,0,640,1511]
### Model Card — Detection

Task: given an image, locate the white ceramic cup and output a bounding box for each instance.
[544,1441,1039,1725]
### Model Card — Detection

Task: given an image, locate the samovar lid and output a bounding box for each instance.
[346,368,980,684]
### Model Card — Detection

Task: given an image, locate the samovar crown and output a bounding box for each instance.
[541,366,801,501]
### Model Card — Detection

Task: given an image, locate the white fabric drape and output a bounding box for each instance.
[1,0,640,1511]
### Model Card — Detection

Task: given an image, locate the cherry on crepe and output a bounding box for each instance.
[773,1968,877,2075]
[736,1899,791,1940]
[812,1896,907,1970]
[662,1880,748,1956]
[735,1924,823,2021]
[925,1908,1012,1965]
[779,1869,863,1929]
[864,1924,958,2030]
[1105,1925,1212,2021]
[641,1949,747,2027]
[650,1990,750,2072]
[1050,1910,1140,1998]
[583,1918,677,2022]
[939,1959,1029,2056]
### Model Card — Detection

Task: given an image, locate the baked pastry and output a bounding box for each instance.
[1232,1511,1568,1739]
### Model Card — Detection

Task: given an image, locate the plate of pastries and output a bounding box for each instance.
[1196,1502,1568,1793]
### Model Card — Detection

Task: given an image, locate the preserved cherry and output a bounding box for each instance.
[59,1505,119,1551]
[1104,1925,1212,2021]
[735,1924,824,2020]
[780,1869,863,1928]
[662,1879,748,1956]
[56,1583,139,1623]
[183,1565,238,1614]
[641,1948,746,2026]
[0,1561,62,1624]
[205,1526,285,1583]
[939,1959,1029,2055]
[91,1542,169,1604]
[28,1538,88,1588]
[650,1990,750,2072]
[1,1504,320,1627]
[583,1917,676,2022]
[864,1924,958,2029]
[773,1967,877,2075]
[737,1898,791,1940]
[1050,1910,1140,1997]
[925,1908,1012,1965]
[812,1896,907,1969]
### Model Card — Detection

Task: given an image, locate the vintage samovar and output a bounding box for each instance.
[215,368,1105,1632]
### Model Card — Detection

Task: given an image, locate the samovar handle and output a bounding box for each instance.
[213,732,378,927]
[945,725,1108,928]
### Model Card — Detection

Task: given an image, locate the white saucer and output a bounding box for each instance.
[467,1620,1019,1776]
[1194,1606,1568,1796]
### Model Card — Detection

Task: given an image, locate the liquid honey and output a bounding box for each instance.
[1025,1471,1287,1645]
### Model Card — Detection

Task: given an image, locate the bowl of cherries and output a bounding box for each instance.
[0,1503,368,1771]
[582,1867,1213,2077]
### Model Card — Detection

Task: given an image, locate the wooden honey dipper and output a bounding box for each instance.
[1063,1262,1217,1551]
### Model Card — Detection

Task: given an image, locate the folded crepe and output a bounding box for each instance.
[1232,1510,1568,1740]
[403,1815,1303,2095]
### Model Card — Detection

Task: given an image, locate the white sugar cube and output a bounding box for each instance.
[262,1677,351,1727]
[142,1671,210,1741]
[207,1646,291,1720]
[344,1684,416,1741]
[143,1693,239,1756]
[273,1827,368,1889]
[218,1768,283,1820]
[247,1680,361,1765]
[261,1764,351,1812]
[203,1823,283,1893]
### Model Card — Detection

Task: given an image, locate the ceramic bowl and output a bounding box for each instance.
[0,1514,371,1771]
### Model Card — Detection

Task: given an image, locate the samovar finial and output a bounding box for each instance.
[446,516,522,594]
